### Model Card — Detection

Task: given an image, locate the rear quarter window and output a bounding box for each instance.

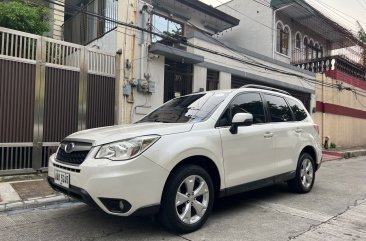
[287,98,308,121]
[264,94,293,122]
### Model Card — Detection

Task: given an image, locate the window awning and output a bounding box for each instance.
[149,43,204,64]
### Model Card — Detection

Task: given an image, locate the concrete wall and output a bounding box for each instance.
[132,55,166,123]
[314,73,366,148]
[216,0,330,64]
[190,36,315,93]
[87,30,117,53]
[217,0,273,58]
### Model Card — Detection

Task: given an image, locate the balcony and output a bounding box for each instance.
[291,48,366,81]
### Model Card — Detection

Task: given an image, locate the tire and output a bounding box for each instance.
[288,153,315,193]
[158,165,214,233]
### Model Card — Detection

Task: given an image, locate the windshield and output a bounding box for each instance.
[137,92,230,123]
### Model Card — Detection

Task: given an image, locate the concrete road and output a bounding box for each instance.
[1,157,366,241]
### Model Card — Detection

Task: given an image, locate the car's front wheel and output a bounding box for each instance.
[158,165,214,233]
[288,153,315,193]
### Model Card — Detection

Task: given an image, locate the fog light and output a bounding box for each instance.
[99,198,132,213]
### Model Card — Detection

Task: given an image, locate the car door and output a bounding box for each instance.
[218,92,276,190]
[262,94,298,175]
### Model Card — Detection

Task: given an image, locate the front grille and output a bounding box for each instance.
[56,141,92,165]
[53,163,81,173]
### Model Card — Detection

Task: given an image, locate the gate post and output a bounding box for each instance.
[78,47,87,131]
[32,37,46,171]
[115,49,122,125]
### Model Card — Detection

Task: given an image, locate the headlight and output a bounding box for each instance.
[95,135,160,161]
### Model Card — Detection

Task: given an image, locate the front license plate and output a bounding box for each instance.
[54,170,70,188]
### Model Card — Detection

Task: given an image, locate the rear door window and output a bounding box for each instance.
[264,94,293,122]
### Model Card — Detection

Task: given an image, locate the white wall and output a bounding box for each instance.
[219,72,231,90]
[217,0,274,58]
[193,65,207,92]
[132,55,165,122]
[87,30,117,53]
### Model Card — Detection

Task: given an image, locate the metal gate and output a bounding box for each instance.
[164,59,193,102]
[0,27,116,175]
[206,69,219,91]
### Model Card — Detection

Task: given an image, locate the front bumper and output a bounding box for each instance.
[48,177,98,207]
[48,153,169,216]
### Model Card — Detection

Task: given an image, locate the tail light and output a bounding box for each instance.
[313,124,319,135]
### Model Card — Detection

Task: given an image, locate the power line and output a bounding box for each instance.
[34,0,366,106]
[214,0,274,30]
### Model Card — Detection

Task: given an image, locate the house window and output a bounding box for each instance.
[314,43,319,59]
[295,32,301,49]
[276,23,290,56]
[152,14,184,44]
[308,40,314,60]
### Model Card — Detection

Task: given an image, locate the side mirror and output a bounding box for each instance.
[229,113,253,134]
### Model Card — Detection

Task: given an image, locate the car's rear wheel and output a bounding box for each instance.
[158,165,214,233]
[288,153,315,193]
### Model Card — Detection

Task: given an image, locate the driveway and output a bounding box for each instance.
[0,157,365,241]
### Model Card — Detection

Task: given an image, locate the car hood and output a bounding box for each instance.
[64,122,194,146]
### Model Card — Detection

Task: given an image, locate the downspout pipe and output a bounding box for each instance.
[272,4,294,58]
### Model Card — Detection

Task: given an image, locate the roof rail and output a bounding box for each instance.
[241,84,291,96]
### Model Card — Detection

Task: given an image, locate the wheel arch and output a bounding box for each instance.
[161,155,222,202]
[300,145,318,170]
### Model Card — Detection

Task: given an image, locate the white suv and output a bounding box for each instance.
[48,85,322,233]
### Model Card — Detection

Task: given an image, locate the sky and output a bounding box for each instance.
[199,0,366,34]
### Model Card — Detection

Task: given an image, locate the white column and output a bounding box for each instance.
[219,72,231,90]
[116,0,138,124]
[193,65,207,92]
[52,0,65,40]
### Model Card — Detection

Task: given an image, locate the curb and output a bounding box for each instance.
[0,194,76,213]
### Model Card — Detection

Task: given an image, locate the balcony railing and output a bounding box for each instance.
[291,48,366,81]
[293,55,366,81]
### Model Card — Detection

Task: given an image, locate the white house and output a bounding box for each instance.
[61,0,318,124]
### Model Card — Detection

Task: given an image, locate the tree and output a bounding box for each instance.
[0,0,50,35]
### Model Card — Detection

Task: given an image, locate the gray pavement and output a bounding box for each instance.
[0,157,365,241]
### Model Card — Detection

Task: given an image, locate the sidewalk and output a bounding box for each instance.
[1,146,366,213]
[0,174,74,212]
[322,145,366,161]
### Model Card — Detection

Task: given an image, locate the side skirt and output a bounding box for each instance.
[220,171,296,197]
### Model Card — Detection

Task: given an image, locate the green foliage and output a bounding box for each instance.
[330,142,336,149]
[0,0,50,35]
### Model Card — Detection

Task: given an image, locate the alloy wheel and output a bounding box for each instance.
[300,158,314,189]
[175,175,210,224]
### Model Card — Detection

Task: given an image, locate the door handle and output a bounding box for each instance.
[264,132,274,138]
[295,128,303,133]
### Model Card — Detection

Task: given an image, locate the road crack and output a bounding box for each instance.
[288,196,366,240]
